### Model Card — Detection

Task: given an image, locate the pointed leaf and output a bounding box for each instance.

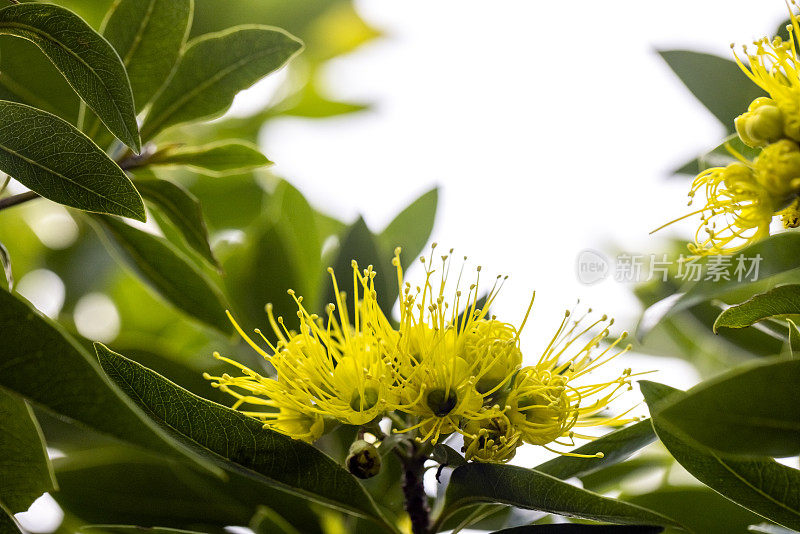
[102,0,193,111]
[0,287,219,475]
[432,443,467,468]
[440,464,680,528]
[0,3,139,151]
[714,285,800,332]
[534,420,657,481]
[92,215,230,333]
[94,344,393,528]
[658,50,764,130]
[379,187,438,270]
[651,360,800,457]
[641,381,800,530]
[148,141,271,177]
[141,26,303,140]
[0,388,56,514]
[133,178,218,269]
[81,527,204,534]
[0,101,145,220]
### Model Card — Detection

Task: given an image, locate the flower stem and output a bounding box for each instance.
[401,443,430,534]
[0,191,39,211]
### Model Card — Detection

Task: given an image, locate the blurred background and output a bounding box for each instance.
[2,0,793,531]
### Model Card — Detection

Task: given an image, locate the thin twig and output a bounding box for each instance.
[0,191,39,211]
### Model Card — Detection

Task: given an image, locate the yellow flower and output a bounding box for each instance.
[207,262,399,440]
[657,141,800,256]
[390,245,532,444]
[505,310,635,457]
[732,7,800,143]
[462,412,522,463]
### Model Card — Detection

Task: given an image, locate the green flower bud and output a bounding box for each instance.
[346,439,382,479]
[736,97,785,148]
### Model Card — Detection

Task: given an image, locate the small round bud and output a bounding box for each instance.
[754,139,800,197]
[735,97,784,148]
[346,440,382,479]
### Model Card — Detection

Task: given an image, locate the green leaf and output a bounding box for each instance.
[439,464,680,529]
[94,344,394,530]
[788,320,800,358]
[0,3,140,151]
[625,487,766,534]
[714,285,800,332]
[678,134,763,178]
[0,388,56,514]
[639,232,800,337]
[0,241,11,290]
[0,36,80,122]
[250,506,303,534]
[81,527,204,534]
[321,217,394,315]
[101,0,193,111]
[640,381,800,530]
[534,420,657,481]
[431,443,467,468]
[148,141,272,177]
[651,359,800,457]
[92,215,230,333]
[133,178,219,269]
[379,187,438,270]
[658,50,764,130]
[52,447,322,534]
[141,26,303,140]
[0,101,145,220]
[491,527,664,533]
[0,287,218,475]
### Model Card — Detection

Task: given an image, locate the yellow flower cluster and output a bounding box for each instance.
[662,3,800,255]
[205,246,636,463]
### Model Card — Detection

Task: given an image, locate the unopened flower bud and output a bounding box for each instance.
[346,439,382,479]
[735,97,784,148]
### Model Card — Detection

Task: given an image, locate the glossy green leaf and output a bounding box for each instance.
[534,420,657,481]
[53,447,322,534]
[81,527,203,534]
[0,388,56,514]
[439,464,680,529]
[641,381,800,530]
[714,285,800,332]
[378,187,438,270]
[149,141,272,177]
[95,344,393,530]
[678,134,763,178]
[625,487,768,534]
[0,36,80,122]
[141,26,303,140]
[0,241,11,290]
[0,3,140,151]
[0,101,145,220]
[658,50,764,129]
[133,178,219,269]
[491,527,664,533]
[652,359,800,457]
[92,215,230,333]
[102,0,193,111]
[0,287,217,475]
[639,232,800,337]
